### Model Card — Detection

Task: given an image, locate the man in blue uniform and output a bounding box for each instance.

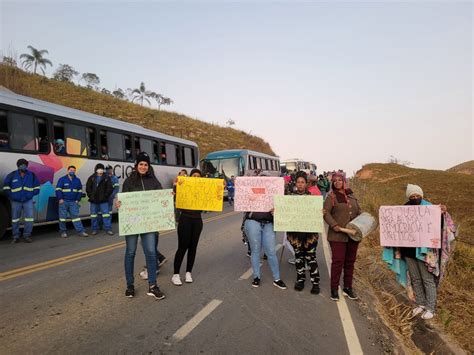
[2,158,40,243]
[56,165,88,238]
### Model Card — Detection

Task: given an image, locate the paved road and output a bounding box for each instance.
[0,206,390,354]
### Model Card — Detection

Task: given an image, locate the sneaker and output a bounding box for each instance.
[147,285,165,300]
[139,268,148,280]
[311,284,320,295]
[11,238,20,244]
[288,258,296,265]
[60,232,68,238]
[158,256,167,266]
[294,281,304,291]
[91,231,98,236]
[421,310,434,320]
[106,230,114,236]
[342,288,358,300]
[331,289,339,301]
[80,232,89,237]
[23,236,33,243]
[412,306,425,317]
[125,285,135,298]
[252,277,260,288]
[185,272,193,283]
[273,280,287,290]
[171,274,183,286]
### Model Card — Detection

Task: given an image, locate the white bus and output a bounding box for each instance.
[0,88,198,238]
[281,158,317,175]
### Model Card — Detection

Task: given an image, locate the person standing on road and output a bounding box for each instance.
[106,165,120,214]
[86,163,114,236]
[116,152,165,299]
[226,176,235,205]
[171,169,204,286]
[317,174,330,199]
[56,165,88,238]
[323,172,361,301]
[285,172,321,294]
[2,158,40,243]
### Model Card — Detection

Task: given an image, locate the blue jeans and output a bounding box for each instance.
[11,199,34,238]
[91,202,111,232]
[59,200,85,233]
[124,232,157,286]
[244,219,280,280]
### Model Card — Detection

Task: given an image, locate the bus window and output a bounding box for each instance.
[152,141,160,164]
[107,131,125,161]
[134,137,141,157]
[37,118,49,153]
[256,157,261,170]
[166,143,177,165]
[140,138,154,160]
[65,123,88,156]
[87,127,97,157]
[184,147,193,167]
[100,130,109,160]
[53,121,66,154]
[160,142,167,164]
[124,134,133,161]
[248,156,253,170]
[9,112,36,151]
[175,145,183,166]
[0,111,9,149]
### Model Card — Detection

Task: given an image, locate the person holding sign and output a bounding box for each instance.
[115,152,165,300]
[323,173,361,301]
[171,169,205,286]
[382,184,455,320]
[286,172,321,294]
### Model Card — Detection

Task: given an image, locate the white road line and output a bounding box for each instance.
[238,243,282,280]
[172,299,223,341]
[321,230,363,355]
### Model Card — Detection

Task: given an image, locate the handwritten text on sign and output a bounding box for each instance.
[379,205,441,248]
[175,177,224,212]
[234,177,284,212]
[274,195,324,233]
[118,189,175,236]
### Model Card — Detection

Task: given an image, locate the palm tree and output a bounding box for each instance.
[131,82,153,106]
[20,45,53,75]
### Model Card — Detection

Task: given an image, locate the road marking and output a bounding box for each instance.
[0,211,241,282]
[172,299,223,341]
[321,230,363,355]
[238,243,282,280]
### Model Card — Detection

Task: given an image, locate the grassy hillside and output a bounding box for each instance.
[352,163,473,352]
[0,64,275,157]
[447,160,474,175]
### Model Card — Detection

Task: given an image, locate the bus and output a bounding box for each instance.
[281,159,317,175]
[200,149,280,179]
[0,88,198,238]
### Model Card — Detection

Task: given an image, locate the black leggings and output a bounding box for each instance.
[174,215,203,274]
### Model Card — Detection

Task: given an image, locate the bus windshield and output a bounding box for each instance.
[202,157,240,179]
[285,162,297,171]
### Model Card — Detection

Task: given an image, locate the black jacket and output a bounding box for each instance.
[122,172,162,192]
[86,174,113,203]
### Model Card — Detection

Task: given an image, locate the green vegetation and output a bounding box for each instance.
[0,64,275,157]
[352,163,473,352]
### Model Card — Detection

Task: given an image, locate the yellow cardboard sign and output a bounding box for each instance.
[175,176,224,212]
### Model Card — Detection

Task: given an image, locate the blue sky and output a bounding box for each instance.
[2,1,472,174]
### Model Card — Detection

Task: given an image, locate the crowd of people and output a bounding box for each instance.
[2,156,456,320]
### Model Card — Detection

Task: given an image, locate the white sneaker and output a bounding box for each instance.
[171,274,183,286]
[421,310,434,320]
[185,272,193,283]
[139,268,148,280]
[412,306,425,317]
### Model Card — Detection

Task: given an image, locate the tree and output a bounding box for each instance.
[388,155,412,166]
[19,45,52,75]
[101,88,112,95]
[81,73,100,89]
[226,119,235,126]
[112,88,126,99]
[131,82,153,106]
[2,56,17,67]
[53,64,78,82]
[152,93,174,110]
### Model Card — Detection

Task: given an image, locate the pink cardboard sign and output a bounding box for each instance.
[379,205,442,248]
[234,177,284,212]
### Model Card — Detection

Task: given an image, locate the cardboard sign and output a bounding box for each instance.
[274,195,324,232]
[175,176,224,212]
[379,205,442,248]
[234,177,284,212]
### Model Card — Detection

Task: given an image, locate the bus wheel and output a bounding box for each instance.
[0,202,9,240]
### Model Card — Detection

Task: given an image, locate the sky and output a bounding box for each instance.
[1,1,472,175]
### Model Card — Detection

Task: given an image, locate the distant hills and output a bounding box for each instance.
[447,160,474,175]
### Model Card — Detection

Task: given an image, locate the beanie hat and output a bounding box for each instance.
[135,152,151,166]
[406,184,423,199]
[16,158,28,167]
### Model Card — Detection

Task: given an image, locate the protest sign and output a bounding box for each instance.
[379,205,441,248]
[234,177,284,212]
[118,189,175,236]
[274,195,324,232]
[175,177,224,212]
